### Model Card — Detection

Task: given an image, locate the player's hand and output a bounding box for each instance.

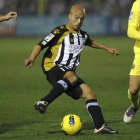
[25,59,34,68]
[5,12,18,20]
[108,48,119,55]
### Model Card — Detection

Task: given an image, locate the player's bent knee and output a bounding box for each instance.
[82,90,97,100]
[63,71,78,86]
[129,86,139,95]
[67,75,78,86]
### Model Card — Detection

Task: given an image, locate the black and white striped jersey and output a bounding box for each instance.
[38,24,91,73]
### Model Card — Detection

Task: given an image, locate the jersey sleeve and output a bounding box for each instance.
[128,0,140,27]
[127,26,140,40]
[38,28,57,50]
[85,33,91,46]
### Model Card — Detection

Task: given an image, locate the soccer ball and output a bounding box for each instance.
[61,114,82,135]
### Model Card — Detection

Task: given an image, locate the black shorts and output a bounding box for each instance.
[46,65,85,100]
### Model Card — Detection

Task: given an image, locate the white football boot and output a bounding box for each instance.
[123,106,138,123]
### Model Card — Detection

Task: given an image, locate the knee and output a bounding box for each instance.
[83,90,97,100]
[67,75,78,86]
[129,85,139,95]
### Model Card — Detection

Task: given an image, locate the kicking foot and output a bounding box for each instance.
[94,124,119,134]
[33,101,48,114]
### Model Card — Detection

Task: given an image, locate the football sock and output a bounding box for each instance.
[86,99,105,129]
[41,79,72,104]
[128,89,139,110]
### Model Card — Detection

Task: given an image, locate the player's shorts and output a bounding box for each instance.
[130,53,140,75]
[46,65,85,100]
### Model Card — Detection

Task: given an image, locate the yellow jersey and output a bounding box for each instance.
[128,0,140,53]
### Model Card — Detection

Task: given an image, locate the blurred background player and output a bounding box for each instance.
[25,5,119,134]
[124,0,140,123]
[0,12,18,22]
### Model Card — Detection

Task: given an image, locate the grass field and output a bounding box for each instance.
[0,36,139,140]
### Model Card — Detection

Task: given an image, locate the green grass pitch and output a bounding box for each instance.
[0,36,139,140]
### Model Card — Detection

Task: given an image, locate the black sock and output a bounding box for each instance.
[86,99,105,129]
[41,79,71,104]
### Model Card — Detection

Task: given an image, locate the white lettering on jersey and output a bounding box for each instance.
[129,11,134,21]
[44,33,54,42]
[60,67,65,71]
[42,40,47,45]
[69,45,83,53]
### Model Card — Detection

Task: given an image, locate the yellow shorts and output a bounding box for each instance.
[130,54,140,75]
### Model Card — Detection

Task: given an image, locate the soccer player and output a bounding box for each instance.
[0,12,18,22]
[25,5,119,134]
[124,0,140,123]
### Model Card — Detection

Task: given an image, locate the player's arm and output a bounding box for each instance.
[25,45,41,68]
[0,16,6,22]
[127,0,140,40]
[0,12,18,22]
[127,10,140,40]
[88,39,119,55]
[25,31,55,68]
[127,26,140,40]
[25,28,58,68]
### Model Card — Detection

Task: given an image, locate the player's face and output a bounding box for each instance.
[69,10,85,31]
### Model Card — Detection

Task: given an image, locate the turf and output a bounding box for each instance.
[0,36,139,140]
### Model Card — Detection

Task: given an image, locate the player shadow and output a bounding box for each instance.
[46,124,86,135]
[0,121,36,134]
[46,131,86,136]
[106,120,125,124]
[46,131,62,134]
[0,123,22,134]
[82,119,132,130]
[82,122,95,130]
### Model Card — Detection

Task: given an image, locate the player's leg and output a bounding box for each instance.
[70,82,118,134]
[124,75,140,123]
[129,75,140,109]
[124,54,140,123]
[40,71,77,103]
[34,66,78,114]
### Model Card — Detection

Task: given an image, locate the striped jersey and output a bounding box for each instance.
[38,24,90,73]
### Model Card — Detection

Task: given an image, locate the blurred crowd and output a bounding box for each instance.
[0,0,135,16]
